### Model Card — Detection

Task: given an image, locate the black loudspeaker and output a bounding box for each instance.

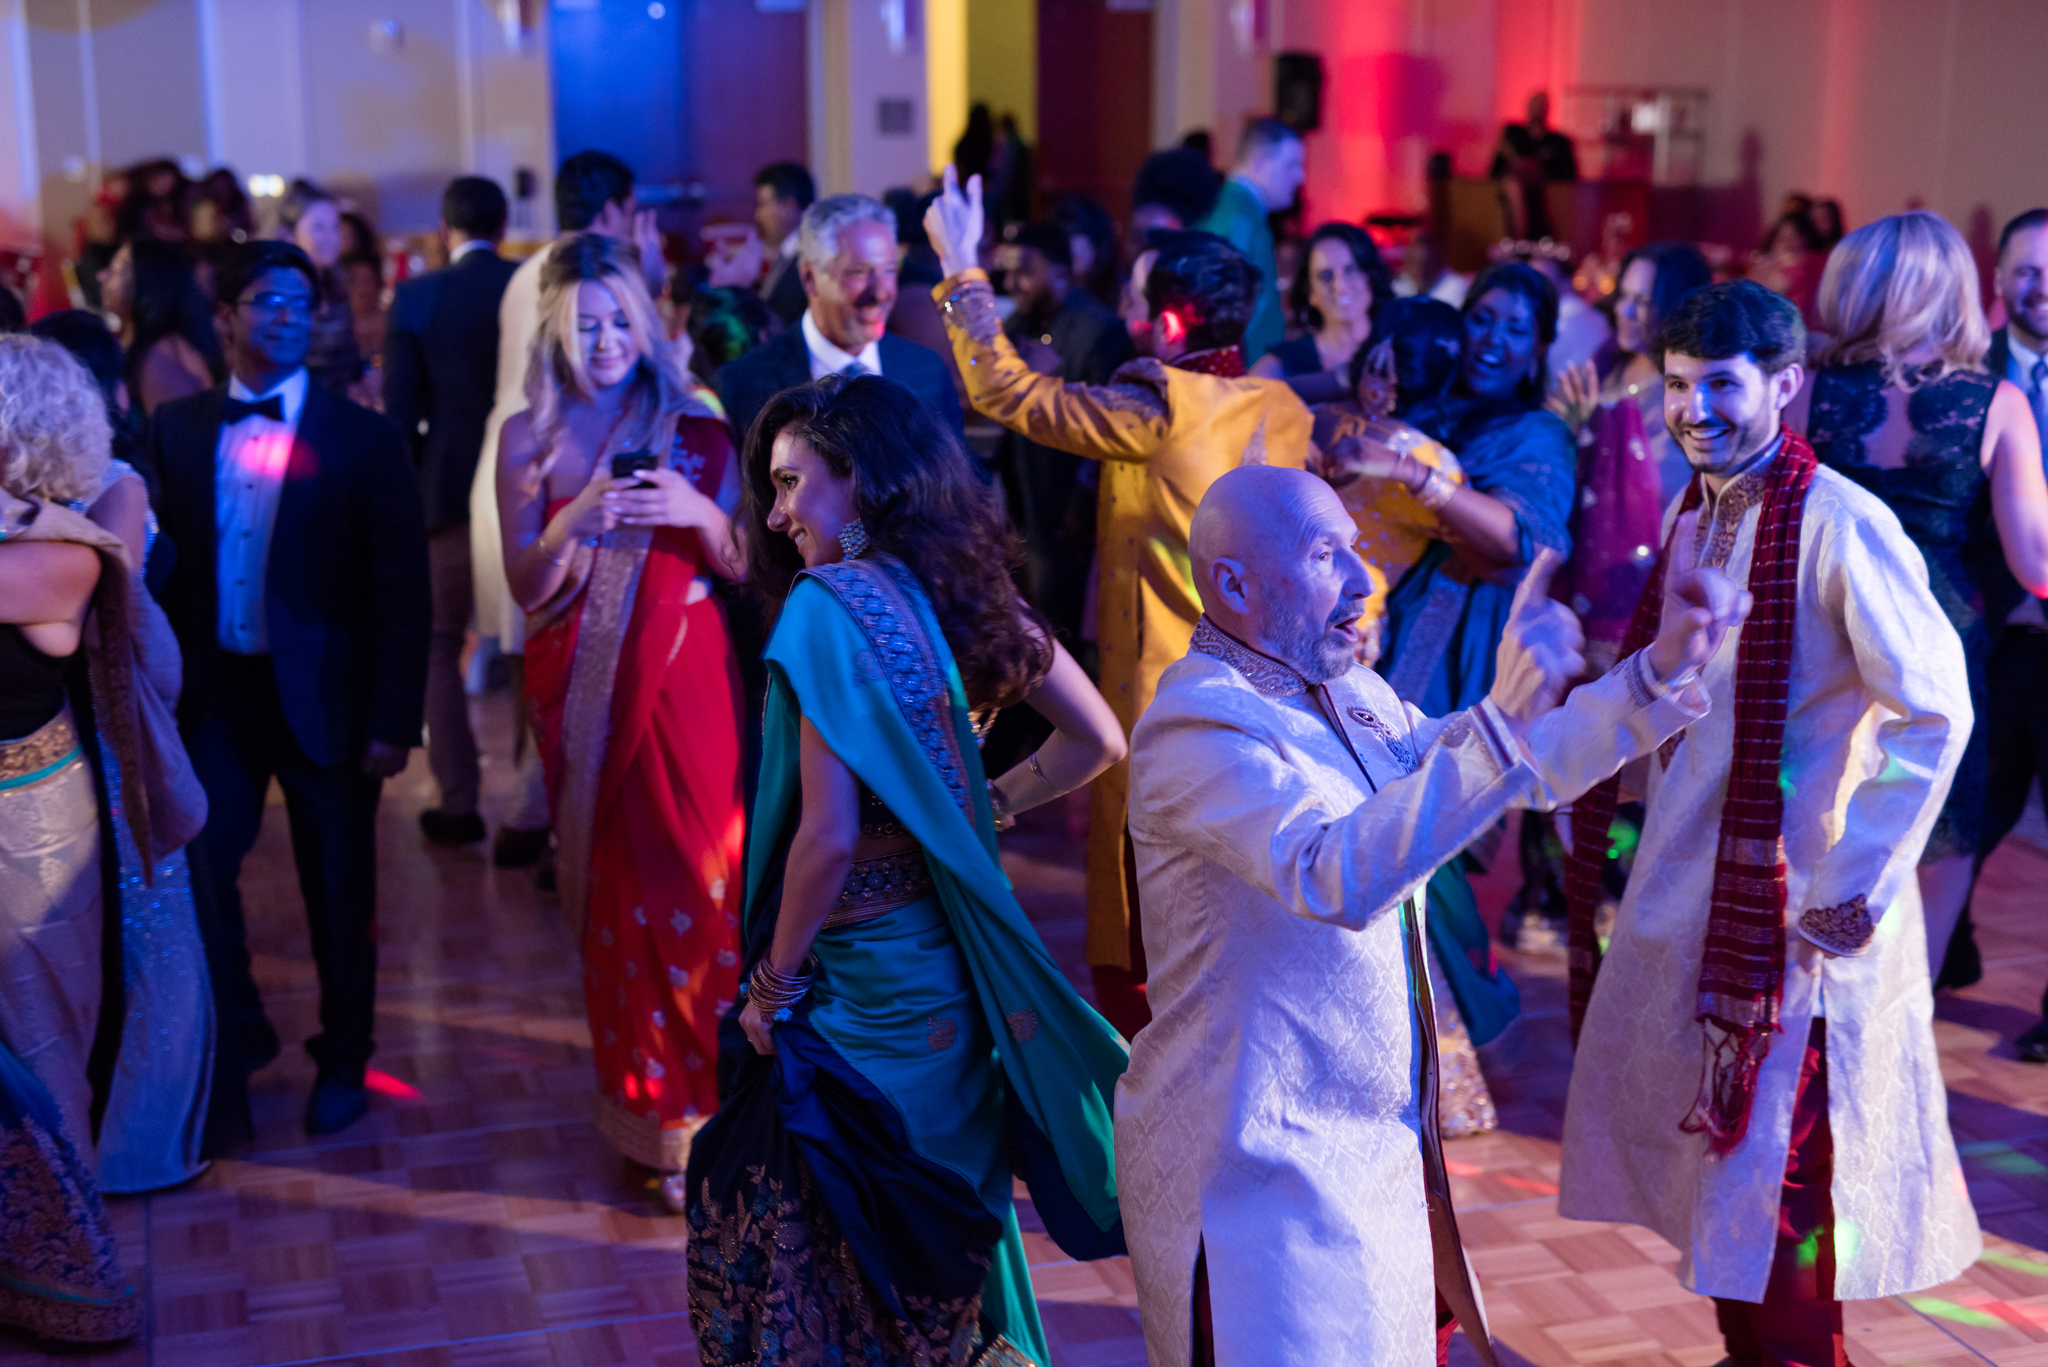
[1274,52,1324,133]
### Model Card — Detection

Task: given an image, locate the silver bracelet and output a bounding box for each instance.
[1026,750,1057,795]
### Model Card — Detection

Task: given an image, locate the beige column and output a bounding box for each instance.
[1152,0,1270,153]
[805,0,932,197]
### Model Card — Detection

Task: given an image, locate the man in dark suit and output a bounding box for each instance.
[994,219,1133,641]
[383,176,519,849]
[152,239,429,1138]
[1977,208,2048,1053]
[753,161,814,328]
[718,193,964,449]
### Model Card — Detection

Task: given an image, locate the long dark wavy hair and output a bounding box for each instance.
[127,237,225,398]
[739,375,1052,712]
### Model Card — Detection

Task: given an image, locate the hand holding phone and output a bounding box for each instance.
[610,451,659,487]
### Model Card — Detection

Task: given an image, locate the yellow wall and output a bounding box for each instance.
[931,0,1037,175]
[966,0,1037,145]
[926,0,967,176]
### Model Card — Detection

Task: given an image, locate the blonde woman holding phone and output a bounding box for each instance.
[496,232,746,1201]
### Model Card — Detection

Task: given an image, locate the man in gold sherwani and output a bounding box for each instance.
[925,170,1311,1031]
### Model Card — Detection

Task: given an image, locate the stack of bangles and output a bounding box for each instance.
[1397,453,1457,512]
[747,956,816,1022]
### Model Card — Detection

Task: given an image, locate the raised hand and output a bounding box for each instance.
[923,164,984,281]
[1488,547,1585,723]
[1356,340,1398,417]
[1546,360,1601,435]
[703,224,765,288]
[1646,510,1751,684]
[633,208,670,294]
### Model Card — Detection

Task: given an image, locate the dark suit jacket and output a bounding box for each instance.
[716,323,966,453]
[998,289,1133,629]
[760,252,808,328]
[150,380,431,768]
[382,246,520,532]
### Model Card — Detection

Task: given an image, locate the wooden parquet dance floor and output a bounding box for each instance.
[9,687,2048,1366]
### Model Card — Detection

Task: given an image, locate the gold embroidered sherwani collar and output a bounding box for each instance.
[1189,616,1308,696]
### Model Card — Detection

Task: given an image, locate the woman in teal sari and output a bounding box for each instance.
[685,375,1130,1366]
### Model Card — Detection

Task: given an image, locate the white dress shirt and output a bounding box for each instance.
[449,238,495,264]
[800,310,883,381]
[215,368,309,654]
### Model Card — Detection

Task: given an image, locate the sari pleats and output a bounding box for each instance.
[529,516,744,1171]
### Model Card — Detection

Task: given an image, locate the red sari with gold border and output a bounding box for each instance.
[525,405,744,1170]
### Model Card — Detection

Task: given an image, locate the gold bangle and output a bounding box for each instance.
[987,780,1017,832]
[1415,467,1457,512]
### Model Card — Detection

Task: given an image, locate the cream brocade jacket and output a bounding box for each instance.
[1121,621,1706,1366]
[1559,464,1982,1301]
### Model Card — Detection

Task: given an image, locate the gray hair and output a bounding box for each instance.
[797,194,898,269]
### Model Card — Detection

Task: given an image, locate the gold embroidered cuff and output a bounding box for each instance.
[1798,894,1875,956]
[935,271,1003,346]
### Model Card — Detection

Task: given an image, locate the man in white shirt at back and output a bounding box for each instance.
[467,150,668,872]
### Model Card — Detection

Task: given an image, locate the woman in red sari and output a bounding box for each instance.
[497,233,745,1206]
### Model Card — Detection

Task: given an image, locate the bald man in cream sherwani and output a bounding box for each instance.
[1120,465,1748,1366]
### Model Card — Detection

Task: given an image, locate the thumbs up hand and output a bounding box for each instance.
[1646,510,1751,686]
[1487,547,1585,723]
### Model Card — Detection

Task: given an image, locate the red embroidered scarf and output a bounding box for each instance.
[1565,428,1818,1157]
[1170,345,1246,378]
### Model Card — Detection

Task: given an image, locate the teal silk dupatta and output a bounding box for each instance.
[686,555,1126,1367]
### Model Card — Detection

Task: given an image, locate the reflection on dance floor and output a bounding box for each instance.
[6,690,2048,1367]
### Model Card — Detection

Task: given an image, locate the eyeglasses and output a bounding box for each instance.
[239,292,314,318]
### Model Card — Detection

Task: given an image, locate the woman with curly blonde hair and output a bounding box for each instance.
[495,232,746,1201]
[1794,209,2048,983]
[0,335,146,1343]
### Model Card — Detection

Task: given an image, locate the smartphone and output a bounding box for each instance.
[610,451,658,486]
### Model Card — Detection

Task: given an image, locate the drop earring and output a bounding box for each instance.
[837,519,870,559]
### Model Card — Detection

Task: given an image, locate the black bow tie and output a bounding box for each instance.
[222,394,285,426]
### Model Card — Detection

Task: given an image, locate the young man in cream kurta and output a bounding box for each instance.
[1559,282,1980,1366]
[1122,465,1741,1366]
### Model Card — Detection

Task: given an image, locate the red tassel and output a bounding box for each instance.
[1680,1023,1778,1157]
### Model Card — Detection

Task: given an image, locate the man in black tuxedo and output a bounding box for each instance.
[152,240,429,1138]
[754,161,814,328]
[383,176,518,849]
[718,193,964,450]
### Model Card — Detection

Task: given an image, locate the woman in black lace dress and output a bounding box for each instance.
[1795,211,2048,983]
